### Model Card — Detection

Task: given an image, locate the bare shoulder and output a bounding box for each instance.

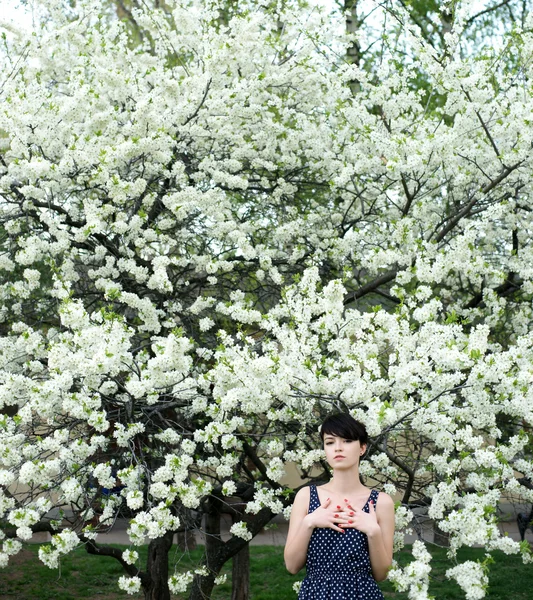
[378,492,394,508]
[376,491,395,511]
[295,486,312,498]
[291,486,311,512]
[285,486,312,531]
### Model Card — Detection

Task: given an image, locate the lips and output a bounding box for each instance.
[334,456,345,460]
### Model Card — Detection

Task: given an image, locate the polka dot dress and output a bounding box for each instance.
[298,486,385,600]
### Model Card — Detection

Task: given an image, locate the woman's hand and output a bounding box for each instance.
[340,500,381,537]
[304,497,348,533]
[305,497,381,537]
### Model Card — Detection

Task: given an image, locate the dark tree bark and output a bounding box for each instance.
[231,514,250,600]
[231,545,250,600]
[188,504,276,600]
[433,508,451,548]
[345,0,361,95]
[143,530,174,600]
[433,526,450,548]
[177,528,197,551]
[189,509,224,600]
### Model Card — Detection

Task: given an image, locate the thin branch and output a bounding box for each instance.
[379,383,471,437]
[343,269,398,305]
[80,534,147,581]
[181,78,212,127]
[465,0,513,26]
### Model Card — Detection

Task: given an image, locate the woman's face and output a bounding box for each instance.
[323,433,366,469]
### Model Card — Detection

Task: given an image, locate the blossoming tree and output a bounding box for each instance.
[2,0,533,599]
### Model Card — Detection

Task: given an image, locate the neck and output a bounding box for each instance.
[328,466,366,495]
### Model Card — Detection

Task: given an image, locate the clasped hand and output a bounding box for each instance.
[306,497,380,536]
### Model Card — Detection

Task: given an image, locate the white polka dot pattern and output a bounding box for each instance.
[298,486,385,600]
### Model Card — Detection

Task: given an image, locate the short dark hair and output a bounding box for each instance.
[320,413,368,445]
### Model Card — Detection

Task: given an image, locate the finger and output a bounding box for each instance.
[332,511,350,524]
[336,511,354,520]
[322,497,331,509]
[329,524,346,533]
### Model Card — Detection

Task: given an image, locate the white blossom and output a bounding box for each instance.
[230,521,252,541]
[122,550,139,565]
[168,571,194,593]
[446,561,488,600]
[118,576,142,595]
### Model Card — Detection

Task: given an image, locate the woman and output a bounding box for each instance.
[284,413,395,599]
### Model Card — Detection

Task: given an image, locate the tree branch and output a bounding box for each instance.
[80,534,147,581]
[343,269,398,305]
[466,0,513,26]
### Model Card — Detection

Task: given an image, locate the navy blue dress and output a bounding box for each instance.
[298,486,384,600]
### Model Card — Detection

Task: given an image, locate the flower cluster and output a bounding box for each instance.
[168,571,194,593]
[388,541,432,600]
[229,521,253,542]
[38,531,80,569]
[118,576,142,595]
[446,561,489,600]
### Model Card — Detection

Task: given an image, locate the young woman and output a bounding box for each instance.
[284,413,395,599]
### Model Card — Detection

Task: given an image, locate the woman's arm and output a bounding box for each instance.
[366,493,395,581]
[284,488,313,575]
[284,488,341,574]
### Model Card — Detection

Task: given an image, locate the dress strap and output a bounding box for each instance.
[308,485,320,511]
[369,488,379,506]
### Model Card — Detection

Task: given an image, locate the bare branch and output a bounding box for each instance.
[466,0,513,27]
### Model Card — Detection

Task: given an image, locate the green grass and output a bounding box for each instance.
[380,546,533,600]
[1,544,532,599]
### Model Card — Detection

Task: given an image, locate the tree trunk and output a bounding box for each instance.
[143,530,174,600]
[231,542,250,600]
[177,528,197,551]
[189,572,219,600]
[433,524,450,547]
[188,504,274,600]
[189,510,223,600]
[345,0,361,95]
